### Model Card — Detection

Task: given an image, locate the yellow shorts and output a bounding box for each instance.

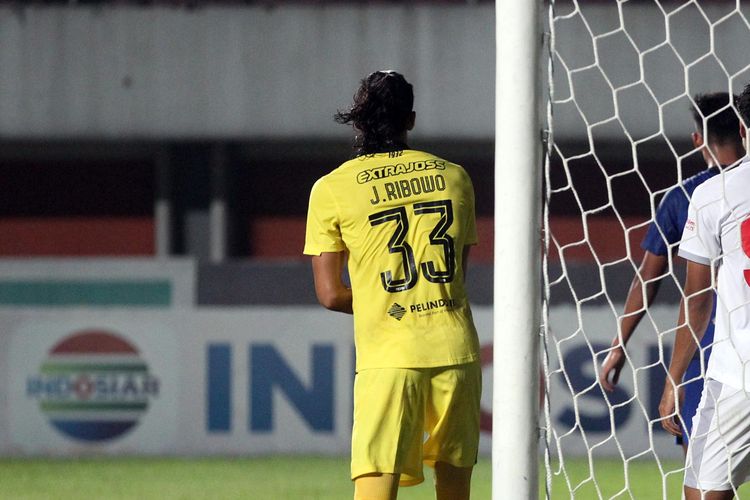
[350,361,481,486]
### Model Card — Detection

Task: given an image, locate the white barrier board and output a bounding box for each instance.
[0,305,682,459]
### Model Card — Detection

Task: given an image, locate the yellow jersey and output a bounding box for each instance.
[304,149,479,370]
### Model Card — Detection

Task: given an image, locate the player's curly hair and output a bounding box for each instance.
[335,71,414,155]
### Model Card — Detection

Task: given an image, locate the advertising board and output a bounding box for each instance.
[0,305,682,460]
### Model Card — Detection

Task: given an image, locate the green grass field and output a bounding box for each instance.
[0,456,746,499]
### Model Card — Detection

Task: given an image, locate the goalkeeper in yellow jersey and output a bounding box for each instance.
[304,71,481,500]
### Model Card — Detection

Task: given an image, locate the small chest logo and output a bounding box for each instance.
[388,303,407,321]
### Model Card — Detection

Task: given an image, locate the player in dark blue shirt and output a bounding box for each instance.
[599,92,744,452]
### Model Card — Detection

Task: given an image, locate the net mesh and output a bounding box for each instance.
[543,1,750,497]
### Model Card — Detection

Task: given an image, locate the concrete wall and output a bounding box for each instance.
[1,3,748,140]
[0,4,494,139]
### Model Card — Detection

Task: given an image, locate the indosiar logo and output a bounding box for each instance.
[26,330,160,442]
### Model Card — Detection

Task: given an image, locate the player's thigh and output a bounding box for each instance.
[351,368,428,485]
[423,361,481,468]
[686,379,750,492]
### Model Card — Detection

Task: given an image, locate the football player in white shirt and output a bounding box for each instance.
[659,84,750,499]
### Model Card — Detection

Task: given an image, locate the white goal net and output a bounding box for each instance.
[542,1,750,498]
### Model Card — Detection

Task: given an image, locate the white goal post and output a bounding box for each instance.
[493,1,542,499]
[498,0,750,498]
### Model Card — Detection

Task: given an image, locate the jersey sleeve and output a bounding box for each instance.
[462,169,478,246]
[641,187,686,256]
[678,185,719,265]
[303,177,347,255]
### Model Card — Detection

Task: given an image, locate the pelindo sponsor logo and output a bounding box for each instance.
[26,330,159,442]
[387,303,407,320]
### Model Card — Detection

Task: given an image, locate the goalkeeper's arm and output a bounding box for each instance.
[312,251,353,314]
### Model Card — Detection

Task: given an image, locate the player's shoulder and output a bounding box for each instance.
[309,169,339,201]
[690,162,747,201]
[687,164,745,211]
[660,167,718,207]
[417,150,463,170]
[406,150,471,180]
[682,166,720,194]
[690,171,720,199]
[328,155,364,175]
[313,155,366,187]
[724,159,750,183]
[701,160,750,203]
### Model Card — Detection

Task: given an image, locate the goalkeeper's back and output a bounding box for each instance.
[304,148,479,370]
